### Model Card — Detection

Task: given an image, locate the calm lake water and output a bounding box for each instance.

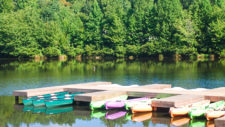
[0,59,225,127]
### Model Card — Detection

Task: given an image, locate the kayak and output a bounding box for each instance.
[170,107,189,118]
[32,93,81,107]
[45,106,73,114]
[125,97,152,110]
[105,101,125,110]
[90,95,128,110]
[189,108,206,119]
[106,97,149,110]
[169,100,210,117]
[132,112,152,122]
[105,110,127,120]
[22,91,69,106]
[45,97,74,108]
[207,100,225,111]
[131,104,152,113]
[205,111,225,120]
[189,101,225,119]
[170,117,190,126]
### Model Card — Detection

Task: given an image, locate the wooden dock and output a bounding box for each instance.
[215,116,225,127]
[13,81,225,125]
[151,94,205,108]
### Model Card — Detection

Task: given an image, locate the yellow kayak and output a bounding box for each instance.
[131,104,152,113]
[132,112,152,122]
[170,107,189,117]
[205,111,225,120]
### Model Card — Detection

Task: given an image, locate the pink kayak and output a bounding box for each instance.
[105,97,149,110]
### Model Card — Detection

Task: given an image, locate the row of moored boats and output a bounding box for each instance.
[90,95,225,120]
[23,92,225,120]
[23,92,82,108]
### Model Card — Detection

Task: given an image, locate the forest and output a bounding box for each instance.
[0,0,225,59]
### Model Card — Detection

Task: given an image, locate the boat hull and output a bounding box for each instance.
[131,104,152,113]
[205,111,225,120]
[90,95,128,110]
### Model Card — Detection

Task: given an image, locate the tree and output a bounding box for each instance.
[0,0,14,13]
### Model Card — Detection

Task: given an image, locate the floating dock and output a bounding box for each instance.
[13,81,225,126]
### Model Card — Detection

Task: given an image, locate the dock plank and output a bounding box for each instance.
[151,95,205,108]
[138,84,171,89]
[13,82,111,97]
[215,116,225,127]
[74,91,127,102]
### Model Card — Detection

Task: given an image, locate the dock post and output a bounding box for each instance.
[153,107,157,111]
[15,96,19,104]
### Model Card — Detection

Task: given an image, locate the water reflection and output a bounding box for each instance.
[0,96,213,127]
[1,59,225,96]
[132,112,152,122]
[0,59,224,127]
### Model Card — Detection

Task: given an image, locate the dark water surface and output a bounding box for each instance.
[0,59,225,127]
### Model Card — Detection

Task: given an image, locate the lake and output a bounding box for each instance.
[0,59,225,127]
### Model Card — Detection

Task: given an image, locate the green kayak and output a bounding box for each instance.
[90,95,128,110]
[45,106,73,114]
[189,100,225,119]
[189,108,206,119]
[23,91,69,106]
[45,98,74,108]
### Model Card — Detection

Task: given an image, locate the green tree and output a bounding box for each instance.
[0,0,14,13]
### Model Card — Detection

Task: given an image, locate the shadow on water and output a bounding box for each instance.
[0,96,210,127]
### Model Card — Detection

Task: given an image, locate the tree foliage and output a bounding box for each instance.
[0,0,225,58]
